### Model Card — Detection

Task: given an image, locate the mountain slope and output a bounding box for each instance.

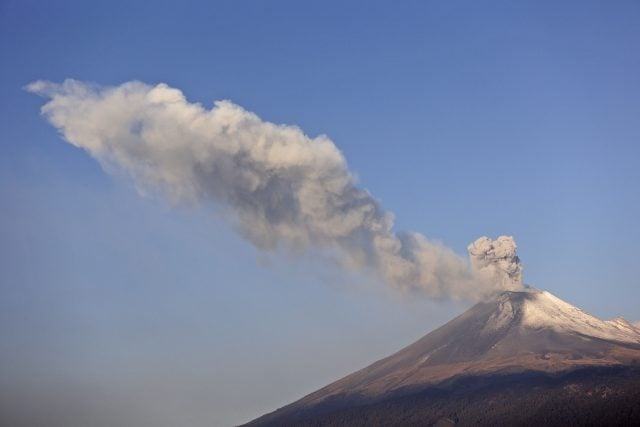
[244,289,640,426]
[252,366,640,427]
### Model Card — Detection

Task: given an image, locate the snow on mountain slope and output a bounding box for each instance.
[518,289,640,344]
[483,288,640,344]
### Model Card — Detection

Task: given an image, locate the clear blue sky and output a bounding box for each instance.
[1,1,639,425]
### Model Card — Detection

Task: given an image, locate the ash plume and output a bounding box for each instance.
[28,79,523,300]
[468,236,523,291]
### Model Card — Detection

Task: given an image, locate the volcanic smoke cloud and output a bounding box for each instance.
[28,79,523,300]
[468,236,523,292]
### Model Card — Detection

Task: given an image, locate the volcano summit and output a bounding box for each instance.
[245,289,640,426]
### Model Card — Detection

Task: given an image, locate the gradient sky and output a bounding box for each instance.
[1,1,639,426]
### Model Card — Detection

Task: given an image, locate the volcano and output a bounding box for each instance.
[244,289,640,426]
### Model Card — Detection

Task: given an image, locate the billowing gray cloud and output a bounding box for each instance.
[468,236,523,292]
[28,79,523,300]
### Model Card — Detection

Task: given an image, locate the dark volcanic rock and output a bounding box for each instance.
[253,366,640,427]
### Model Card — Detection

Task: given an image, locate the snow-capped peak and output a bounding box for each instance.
[518,289,640,344]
